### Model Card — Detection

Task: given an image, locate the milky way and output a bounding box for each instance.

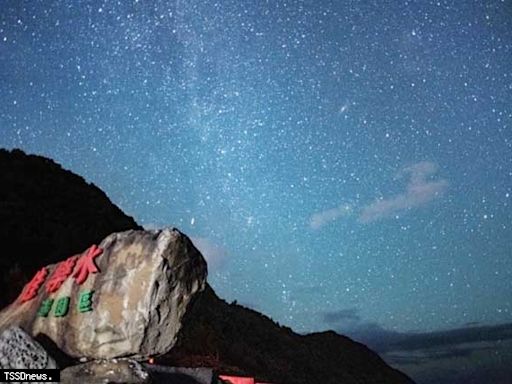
[1,0,511,352]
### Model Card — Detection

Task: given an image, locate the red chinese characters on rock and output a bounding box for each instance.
[19,267,49,303]
[73,244,103,285]
[45,255,78,293]
[18,244,104,304]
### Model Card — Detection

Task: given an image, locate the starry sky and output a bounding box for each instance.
[0,1,511,379]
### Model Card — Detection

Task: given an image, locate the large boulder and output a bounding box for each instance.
[0,228,207,360]
[0,326,57,369]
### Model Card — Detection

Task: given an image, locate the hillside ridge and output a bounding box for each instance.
[0,148,414,384]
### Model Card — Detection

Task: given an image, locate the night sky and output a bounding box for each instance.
[1,1,511,381]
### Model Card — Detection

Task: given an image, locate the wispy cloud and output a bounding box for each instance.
[359,161,448,223]
[309,204,352,230]
[323,308,361,324]
[190,236,228,271]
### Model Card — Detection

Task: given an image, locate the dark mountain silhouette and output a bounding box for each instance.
[0,148,414,383]
[0,148,141,309]
[163,285,414,383]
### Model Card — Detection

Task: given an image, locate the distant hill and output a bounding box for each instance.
[0,148,414,384]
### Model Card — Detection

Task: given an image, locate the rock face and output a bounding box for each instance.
[61,359,151,384]
[0,326,57,369]
[0,228,207,360]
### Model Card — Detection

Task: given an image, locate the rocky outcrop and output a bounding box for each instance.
[0,326,57,369]
[61,359,151,384]
[0,229,207,360]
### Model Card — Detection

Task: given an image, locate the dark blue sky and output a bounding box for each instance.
[1,0,511,376]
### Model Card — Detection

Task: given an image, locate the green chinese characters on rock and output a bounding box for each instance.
[78,290,94,313]
[54,296,70,317]
[37,298,54,317]
[36,291,95,318]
